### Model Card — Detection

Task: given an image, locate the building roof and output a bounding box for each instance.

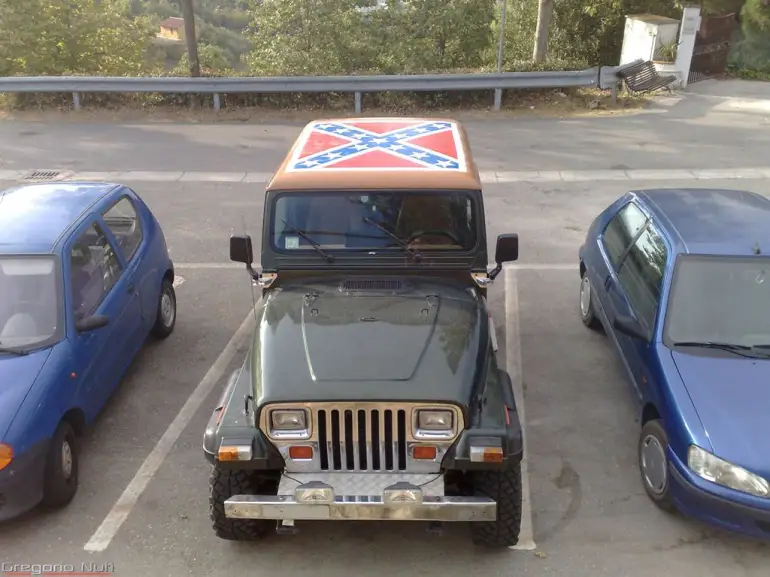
[159,17,185,29]
[637,188,770,256]
[266,117,482,192]
[0,182,118,254]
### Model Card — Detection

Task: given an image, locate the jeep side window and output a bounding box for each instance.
[601,202,648,270]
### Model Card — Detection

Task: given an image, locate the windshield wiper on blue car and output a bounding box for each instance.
[672,341,758,358]
[362,217,423,262]
[281,219,334,263]
[0,345,28,356]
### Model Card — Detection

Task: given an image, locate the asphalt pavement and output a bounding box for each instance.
[2,82,770,576]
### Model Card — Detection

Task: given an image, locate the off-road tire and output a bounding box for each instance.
[209,465,275,540]
[470,463,523,548]
[151,279,176,339]
[41,420,79,509]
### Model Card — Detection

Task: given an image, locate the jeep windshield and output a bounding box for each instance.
[270,190,478,255]
[0,255,62,353]
[664,254,770,352]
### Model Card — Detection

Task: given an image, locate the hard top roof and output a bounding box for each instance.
[636,188,770,256]
[266,117,482,192]
[0,181,119,254]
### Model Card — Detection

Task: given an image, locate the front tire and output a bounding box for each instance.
[151,278,176,339]
[579,272,602,330]
[638,419,677,513]
[41,420,79,509]
[209,465,277,541]
[470,464,523,548]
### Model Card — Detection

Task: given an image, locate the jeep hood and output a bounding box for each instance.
[252,278,485,407]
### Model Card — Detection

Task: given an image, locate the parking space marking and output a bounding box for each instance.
[172,262,576,271]
[83,303,260,552]
[3,167,770,183]
[504,267,537,551]
[172,275,185,288]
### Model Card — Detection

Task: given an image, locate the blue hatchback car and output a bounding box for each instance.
[0,182,176,522]
[578,187,770,540]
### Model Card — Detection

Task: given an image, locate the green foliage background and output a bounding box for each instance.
[0,0,766,109]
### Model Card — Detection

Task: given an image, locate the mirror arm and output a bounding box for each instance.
[246,261,260,282]
[487,263,503,280]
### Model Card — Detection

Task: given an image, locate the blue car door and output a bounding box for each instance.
[612,221,669,404]
[99,193,149,359]
[593,201,650,400]
[67,218,139,418]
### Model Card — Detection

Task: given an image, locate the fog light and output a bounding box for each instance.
[384,482,423,504]
[296,481,334,503]
[469,445,503,463]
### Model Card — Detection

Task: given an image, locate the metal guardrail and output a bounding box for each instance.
[0,60,643,112]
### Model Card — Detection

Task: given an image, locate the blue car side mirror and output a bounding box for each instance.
[75,314,109,333]
[613,315,647,340]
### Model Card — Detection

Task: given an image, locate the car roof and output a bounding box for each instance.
[635,188,770,256]
[266,117,482,192]
[0,181,120,254]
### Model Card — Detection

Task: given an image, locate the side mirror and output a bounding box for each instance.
[230,234,254,264]
[613,315,647,340]
[75,314,109,333]
[487,234,519,280]
[495,234,519,264]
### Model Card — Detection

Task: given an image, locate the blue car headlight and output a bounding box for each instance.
[688,445,770,498]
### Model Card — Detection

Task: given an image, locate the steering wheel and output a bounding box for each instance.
[406,230,461,245]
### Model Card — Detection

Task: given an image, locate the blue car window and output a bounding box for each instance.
[602,202,647,270]
[70,223,124,320]
[102,196,143,262]
[617,223,667,334]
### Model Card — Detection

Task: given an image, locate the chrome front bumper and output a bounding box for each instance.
[224,472,496,522]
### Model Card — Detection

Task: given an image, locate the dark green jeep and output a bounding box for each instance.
[202,117,524,547]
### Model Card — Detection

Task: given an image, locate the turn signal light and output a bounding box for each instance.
[218,444,252,461]
[289,445,313,460]
[0,444,12,471]
[413,445,437,460]
[469,446,503,463]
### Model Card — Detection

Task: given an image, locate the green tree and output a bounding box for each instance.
[742,0,770,34]
[0,0,155,76]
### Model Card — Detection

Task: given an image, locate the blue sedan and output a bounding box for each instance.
[0,182,176,522]
[578,187,770,540]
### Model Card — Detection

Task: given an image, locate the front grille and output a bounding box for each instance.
[316,408,407,471]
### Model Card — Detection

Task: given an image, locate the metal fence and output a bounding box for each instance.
[0,61,642,112]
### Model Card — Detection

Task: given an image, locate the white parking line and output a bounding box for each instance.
[3,167,770,183]
[504,267,537,551]
[172,262,576,271]
[83,303,260,552]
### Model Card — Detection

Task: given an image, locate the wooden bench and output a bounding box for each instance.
[617,60,677,94]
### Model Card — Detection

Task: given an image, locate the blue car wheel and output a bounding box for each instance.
[579,272,601,330]
[151,278,177,339]
[638,419,676,513]
[41,420,79,509]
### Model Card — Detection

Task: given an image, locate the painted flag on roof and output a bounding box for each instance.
[287,119,466,172]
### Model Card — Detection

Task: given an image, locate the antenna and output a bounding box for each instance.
[241,213,258,324]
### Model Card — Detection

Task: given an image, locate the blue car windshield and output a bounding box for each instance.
[664,255,770,347]
[0,256,62,351]
[270,190,478,253]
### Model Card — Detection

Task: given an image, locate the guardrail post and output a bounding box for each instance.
[213,93,221,111]
[611,82,618,105]
[493,88,502,111]
[355,92,362,114]
[72,92,81,111]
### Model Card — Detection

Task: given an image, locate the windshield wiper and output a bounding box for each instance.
[362,217,423,262]
[281,219,334,263]
[0,345,28,356]
[672,341,758,358]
